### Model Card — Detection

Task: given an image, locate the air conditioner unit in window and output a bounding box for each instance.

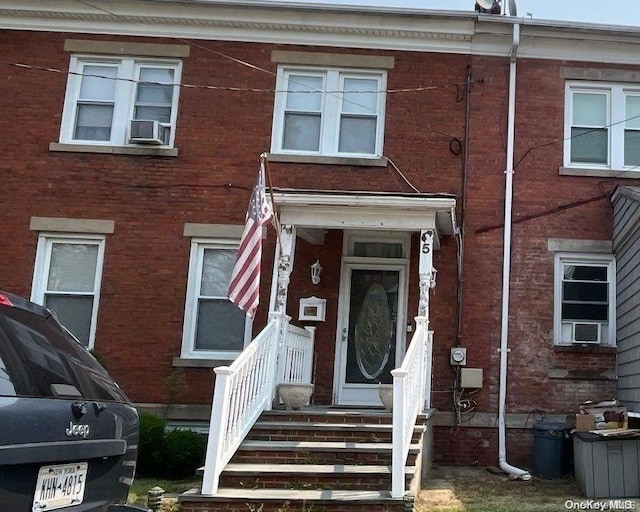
[129,119,170,145]
[572,322,600,344]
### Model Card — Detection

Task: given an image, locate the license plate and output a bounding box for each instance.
[32,462,87,512]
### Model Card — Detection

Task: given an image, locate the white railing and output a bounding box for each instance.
[201,313,282,495]
[277,324,315,384]
[390,316,433,498]
[201,313,315,495]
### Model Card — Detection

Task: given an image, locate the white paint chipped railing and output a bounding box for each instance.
[201,313,315,495]
[390,316,433,498]
[201,313,283,495]
[277,323,315,384]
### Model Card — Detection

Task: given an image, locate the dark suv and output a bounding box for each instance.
[0,291,146,512]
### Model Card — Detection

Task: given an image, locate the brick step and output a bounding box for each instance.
[260,408,395,425]
[179,487,412,512]
[247,420,423,443]
[218,463,415,491]
[230,440,420,466]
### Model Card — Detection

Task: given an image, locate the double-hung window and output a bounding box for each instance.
[271,67,386,158]
[181,239,251,360]
[60,56,181,147]
[553,253,616,346]
[565,82,640,170]
[31,234,106,348]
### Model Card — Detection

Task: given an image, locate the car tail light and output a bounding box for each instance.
[0,294,13,306]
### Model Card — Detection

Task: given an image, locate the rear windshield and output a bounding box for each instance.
[0,304,129,402]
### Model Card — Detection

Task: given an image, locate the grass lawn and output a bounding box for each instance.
[416,465,640,512]
[128,477,200,507]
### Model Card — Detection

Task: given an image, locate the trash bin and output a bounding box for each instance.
[532,422,572,479]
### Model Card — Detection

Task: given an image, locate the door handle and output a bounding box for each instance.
[342,328,348,343]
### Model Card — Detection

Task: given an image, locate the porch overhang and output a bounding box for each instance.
[270,189,457,249]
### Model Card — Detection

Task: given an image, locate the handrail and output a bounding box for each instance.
[201,313,314,495]
[277,323,315,384]
[390,316,432,498]
[201,313,282,495]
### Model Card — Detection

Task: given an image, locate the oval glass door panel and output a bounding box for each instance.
[347,269,399,384]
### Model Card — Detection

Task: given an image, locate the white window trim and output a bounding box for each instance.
[553,252,616,347]
[181,238,252,360]
[271,66,387,159]
[564,81,640,172]
[59,54,182,148]
[30,233,106,349]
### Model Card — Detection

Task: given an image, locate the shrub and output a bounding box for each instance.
[136,412,206,480]
[136,413,168,478]
[162,429,207,479]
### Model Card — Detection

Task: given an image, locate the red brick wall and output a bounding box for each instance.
[0,29,623,467]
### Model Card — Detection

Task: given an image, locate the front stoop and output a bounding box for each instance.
[179,408,426,512]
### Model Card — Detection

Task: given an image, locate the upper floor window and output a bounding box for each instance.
[59,56,181,147]
[553,253,616,346]
[181,238,251,360]
[31,234,106,349]
[271,67,386,158]
[565,82,640,171]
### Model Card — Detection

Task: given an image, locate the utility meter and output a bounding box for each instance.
[450,347,467,366]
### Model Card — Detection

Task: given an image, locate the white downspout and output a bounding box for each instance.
[498,22,531,481]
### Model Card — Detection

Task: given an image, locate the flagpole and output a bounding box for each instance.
[261,152,283,253]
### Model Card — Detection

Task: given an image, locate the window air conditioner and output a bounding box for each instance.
[572,322,600,344]
[129,119,170,145]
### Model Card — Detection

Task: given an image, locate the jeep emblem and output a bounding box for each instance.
[66,422,90,438]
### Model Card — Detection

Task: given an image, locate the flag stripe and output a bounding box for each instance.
[228,159,274,318]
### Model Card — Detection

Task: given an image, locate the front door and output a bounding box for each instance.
[333,262,407,406]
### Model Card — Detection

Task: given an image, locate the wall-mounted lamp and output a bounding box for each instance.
[310,260,323,285]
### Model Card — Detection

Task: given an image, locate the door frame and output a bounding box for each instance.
[332,233,410,406]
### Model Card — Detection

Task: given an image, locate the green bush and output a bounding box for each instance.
[136,413,206,480]
[163,429,207,479]
[136,413,168,478]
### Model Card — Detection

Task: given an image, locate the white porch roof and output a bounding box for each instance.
[270,189,457,249]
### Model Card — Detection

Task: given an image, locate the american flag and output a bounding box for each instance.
[228,158,274,318]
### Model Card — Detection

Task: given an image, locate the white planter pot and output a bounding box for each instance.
[378,384,393,412]
[277,383,314,411]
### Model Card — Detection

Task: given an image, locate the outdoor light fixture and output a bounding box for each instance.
[310,260,322,285]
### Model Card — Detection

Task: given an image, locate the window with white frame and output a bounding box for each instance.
[181,239,251,359]
[31,234,106,349]
[59,56,181,147]
[565,82,640,170]
[553,253,616,346]
[271,67,386,158]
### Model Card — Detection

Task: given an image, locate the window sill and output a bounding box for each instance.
[50,142,179,157]
[267,153,387,167]
[553,344,616,354]
[559,166,639,178]
[172,357,236,368]
[548,367,617,381]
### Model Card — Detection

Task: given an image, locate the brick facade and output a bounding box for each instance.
[0,6,630,469]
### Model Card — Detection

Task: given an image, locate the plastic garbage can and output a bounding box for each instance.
[532,421,572,479]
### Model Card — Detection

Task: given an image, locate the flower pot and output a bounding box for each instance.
[378,384,393,412]
[277,383,314,411]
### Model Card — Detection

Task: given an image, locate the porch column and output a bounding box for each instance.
[273,224,296,315]
[418,229,435,409]
[418,229,436,317]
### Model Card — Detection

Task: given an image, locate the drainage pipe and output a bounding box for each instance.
[498,21,531,481]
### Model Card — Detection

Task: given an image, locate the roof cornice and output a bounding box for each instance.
[3,1,640,63]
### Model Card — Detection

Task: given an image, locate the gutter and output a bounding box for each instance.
[497,21,531,481]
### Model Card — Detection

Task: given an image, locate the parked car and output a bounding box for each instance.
[0,291,147,511]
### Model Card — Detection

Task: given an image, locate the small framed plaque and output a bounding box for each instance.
[298,296,326,322]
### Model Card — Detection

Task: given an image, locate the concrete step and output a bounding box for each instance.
[179,487,413,512]
[218,463,416,490]
[231,439,421,466]
[247,420,424,443]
